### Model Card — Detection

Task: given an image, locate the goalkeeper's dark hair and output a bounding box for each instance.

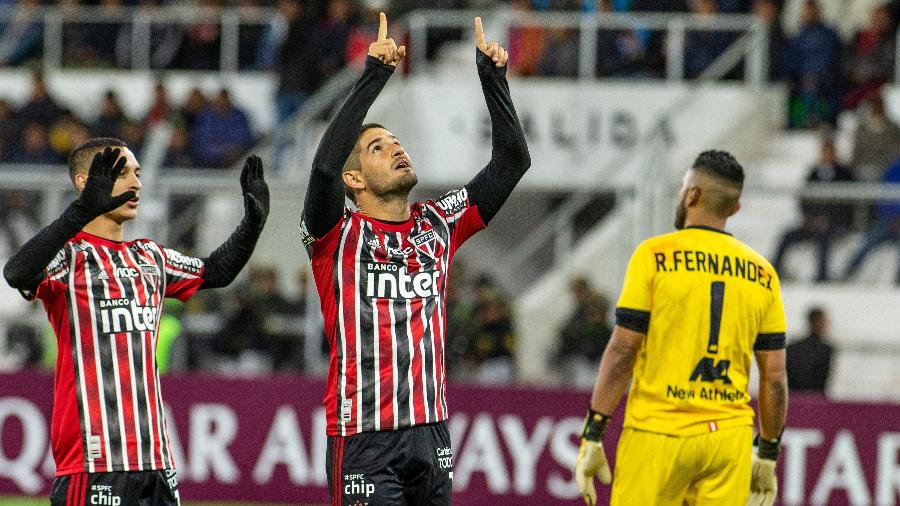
[68,137,128,184]
[343,123,387,204]
[692,150,744,188]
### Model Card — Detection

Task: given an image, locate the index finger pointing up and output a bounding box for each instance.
[474,16,486,50]
[378,12,388,41]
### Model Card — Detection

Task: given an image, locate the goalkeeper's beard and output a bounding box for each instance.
[674,196,687,230]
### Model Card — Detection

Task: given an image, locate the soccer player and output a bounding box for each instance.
[299,13,529,505]
[3,139,269,505]
[574,151,788,506]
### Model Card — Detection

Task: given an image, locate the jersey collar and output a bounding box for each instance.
[684,225,732,236]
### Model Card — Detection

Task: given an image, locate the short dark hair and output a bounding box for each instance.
[807,307,826,325]
[692,150,744,187]
[68,137,127,184]
[343,122,388,204]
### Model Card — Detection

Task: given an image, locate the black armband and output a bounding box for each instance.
[580,408,611,442]
[755,432,782,461]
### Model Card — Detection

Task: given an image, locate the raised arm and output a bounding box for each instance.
[464,17,531,225]
[3,148,135,293]
[303,12,404,238]
[200,155,269,289]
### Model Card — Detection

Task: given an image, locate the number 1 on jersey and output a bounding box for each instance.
[708,281,725,354]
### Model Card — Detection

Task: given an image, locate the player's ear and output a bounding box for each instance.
[74,172,88,194]
[730,200,741,216]
[687,185,701,207]
[342,170,365,191]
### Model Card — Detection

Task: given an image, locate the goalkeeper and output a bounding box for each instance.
[574,151,788,506]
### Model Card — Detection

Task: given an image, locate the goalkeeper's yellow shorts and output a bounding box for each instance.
[611,425,752,506]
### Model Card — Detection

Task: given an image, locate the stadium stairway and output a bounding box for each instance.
[516,128,900,401]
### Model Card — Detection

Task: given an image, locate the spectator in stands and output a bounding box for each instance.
[190,89,254,167]
[467,275,517,383]
[538,28,580,77]
[92,90,128,139]
[772,138,855,281]
[785,0,841,128]
[630,0,690,77]
[444,260,475,379]
[843,157,900,283]
[8,123,61,164]
[120,120,146,158]
[786,307,833,392]
[163,123,193,168]
[318,0,356,80]
[840,4,895,110]
[508,0,546,77]
[18,72,63,127]
[145,81,171,126]
[851,93,900,182]
[0,0,43,66]
[179,87,207,132]
[554,276,613,385]
[684,0,735,78]
[0,99,14,160]
[254,0,299,71]
[172,0,221,70]
[596,0,647,78]
[0,190,40,253]
[753,0,787,81]
[275,2,321,124]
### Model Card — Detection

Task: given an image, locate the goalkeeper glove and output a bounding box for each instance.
[574,408,612,506]
[749,434,780,506]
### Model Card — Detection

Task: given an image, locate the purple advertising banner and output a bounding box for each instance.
[1,370,899,505]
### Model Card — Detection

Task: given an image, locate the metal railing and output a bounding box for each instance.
[0,4,275,72]
[406,9,769,85]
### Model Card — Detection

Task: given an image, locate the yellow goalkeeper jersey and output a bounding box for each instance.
[614,226,786,436]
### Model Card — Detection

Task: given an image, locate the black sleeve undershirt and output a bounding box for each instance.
[615,307,651,334]
[303,56,396,238]
[2,204,94,293]
[464,48,531,224]
[199,217,265,290]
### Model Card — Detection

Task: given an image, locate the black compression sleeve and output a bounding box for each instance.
[303,56,396,238]
[199,218,264,290]
[464,48,531,224]
[2,204,93,292]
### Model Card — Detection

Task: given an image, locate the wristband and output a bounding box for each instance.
[755,433,781,461]
[580,408,611,442]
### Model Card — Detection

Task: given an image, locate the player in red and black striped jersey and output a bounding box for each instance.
[3,139,269,505]
[299,13,530,505]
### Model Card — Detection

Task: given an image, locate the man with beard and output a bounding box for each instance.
[574,151,788,506]
[298,13,529,506]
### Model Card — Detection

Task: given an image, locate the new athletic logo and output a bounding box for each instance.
[364,262,439,299]
[98,298,159,334]
[435,188,468,214]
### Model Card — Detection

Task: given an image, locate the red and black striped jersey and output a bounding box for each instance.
[23,231,204,476]
[302,189,484,436]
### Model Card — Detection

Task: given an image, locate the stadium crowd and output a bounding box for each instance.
[0,0,896,383]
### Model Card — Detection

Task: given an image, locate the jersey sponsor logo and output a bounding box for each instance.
[114,267,139,279]
[435,188,468,214]
[98,298,159,334]
[164,248,202,273]
[364,263,439,299]
[436,446,453,470]
[89,485,121,506]
[47,249,68,276]
[299,220,315,247]
[344,473,375,499]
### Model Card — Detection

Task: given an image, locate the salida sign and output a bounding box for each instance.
[1,371,899,505]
